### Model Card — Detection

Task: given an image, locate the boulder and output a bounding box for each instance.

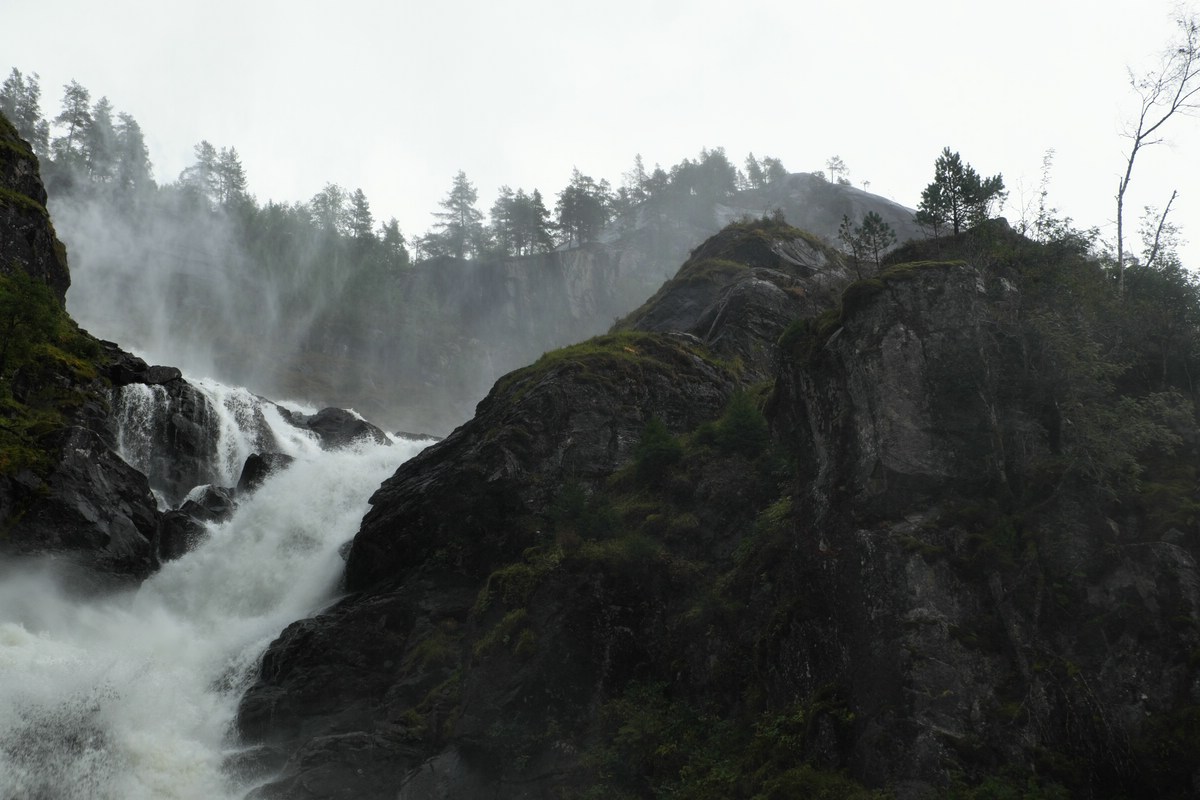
[237,453,296,494]
[178,484,236,522]
[155,510,207,562]
[281,407,390,450]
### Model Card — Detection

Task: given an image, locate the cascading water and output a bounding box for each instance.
[0,379,431,799]
[114,377,327,507]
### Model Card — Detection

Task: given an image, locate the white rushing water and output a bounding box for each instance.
[0,428,429,799]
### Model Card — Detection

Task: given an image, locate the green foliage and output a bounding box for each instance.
[496,331,728,404]
[636,417,683,485]
[838,212,897,276]
[943,772,1071,800]
[712,391,769,459]
[916,148,1005,236]
[580,683,881,800]
[473,608,530,658]
[0,269,103,477]
[0,269,60,376]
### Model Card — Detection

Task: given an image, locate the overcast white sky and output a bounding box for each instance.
[4,0,1198,266]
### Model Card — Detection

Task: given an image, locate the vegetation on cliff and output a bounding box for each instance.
[236,206,1200,799]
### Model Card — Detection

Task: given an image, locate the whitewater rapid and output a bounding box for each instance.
[0,417,428,798]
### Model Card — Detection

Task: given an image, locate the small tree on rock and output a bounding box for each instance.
[839,212,897,277]
[915,147,1004,236]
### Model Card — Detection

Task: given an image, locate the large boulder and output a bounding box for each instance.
[280,407,390,449]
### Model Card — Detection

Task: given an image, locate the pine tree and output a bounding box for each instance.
[915,148,1005,236]
[432,171,485,259]
[555,168,611,246]
[215,146,250,207]
[179,140,219,204]
[0,68,49,157]
[51,80,92,168]
[528,189,554,253]
[760,156,788,184]
[379,217,409,268]
[113,112,153,193]
[347,188,374,241]
[84,96,116,181]
[744,152,766,188]
[490,185,517,256]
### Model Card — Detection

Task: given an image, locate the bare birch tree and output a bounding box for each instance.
[1116,11,1200,293]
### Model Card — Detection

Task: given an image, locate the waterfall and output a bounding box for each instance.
[0,434,429,799]
[114,378,327,506]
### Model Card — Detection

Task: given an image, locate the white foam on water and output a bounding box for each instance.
[0,435,431,799]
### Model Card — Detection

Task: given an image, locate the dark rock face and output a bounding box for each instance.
[101,341,183,386]
[618,220,854,383]
[0,114,164,578]
[0,114,69,303]
[236,331,739,795]
[345,332,735,592]
[2,426,159,577]
[238,219,1200,798]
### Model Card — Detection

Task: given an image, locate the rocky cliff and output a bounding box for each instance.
[236,216,1200,798]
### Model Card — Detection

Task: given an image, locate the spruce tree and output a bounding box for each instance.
[915,147,1004,236]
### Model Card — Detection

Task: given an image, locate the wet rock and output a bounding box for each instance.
[237,453,296,494]
[281,407,390,449]
[156,510,207,562]
[178,484,236,522]
[2,426,159,578]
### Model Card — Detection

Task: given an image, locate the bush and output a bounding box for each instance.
[635,417,683,485]
[714,391,769,459]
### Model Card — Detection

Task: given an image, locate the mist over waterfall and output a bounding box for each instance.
[0,411,430,798]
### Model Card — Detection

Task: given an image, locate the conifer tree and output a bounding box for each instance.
[113,112,152,193]
[744,152,766,188]
[51,80,92,167]
[555,168,611,246]
[0,68,49,157]
[180,140,219,204]
[915,147,1004,236]
[84,96,116,181]
[379,217,409,268]
[432,170,485,259]
[215,147,250,207]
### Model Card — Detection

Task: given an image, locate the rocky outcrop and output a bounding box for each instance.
[0,113,69,303]
[1,113,162,578]
[617,218,854,382]
[236,331,739,796]
[1,425,159,576]
[237,220,1200,799]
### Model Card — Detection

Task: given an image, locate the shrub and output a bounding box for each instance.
[635,417,683,485]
